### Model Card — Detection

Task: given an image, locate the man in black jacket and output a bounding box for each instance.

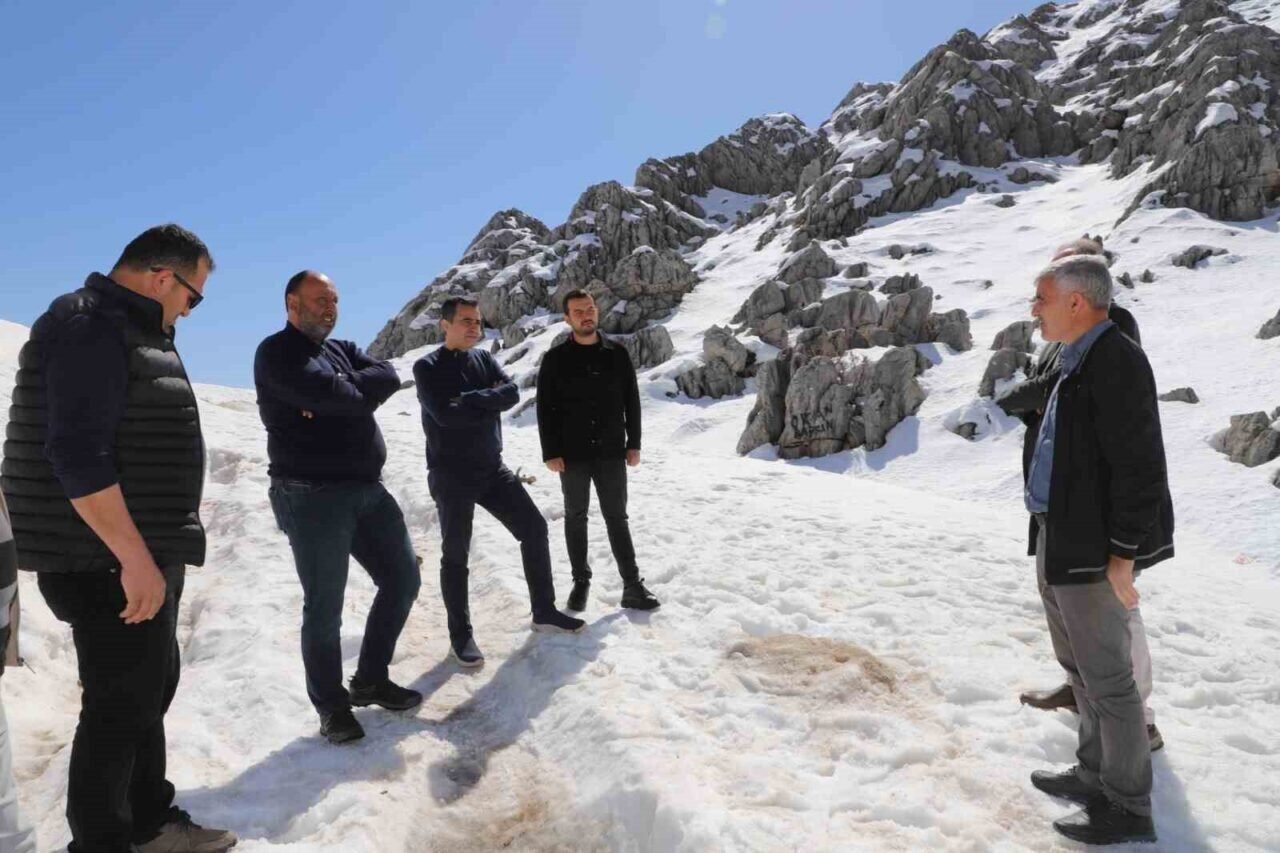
[256,271,422,745]
[0,226,235,853]
[997,240,1161,752]
[1018,254,1172,845]
[536,290,659,612]
[413,297,584,668]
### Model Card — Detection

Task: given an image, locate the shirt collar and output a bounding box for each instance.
[85,273,167,335]
[1060,318,1113,376]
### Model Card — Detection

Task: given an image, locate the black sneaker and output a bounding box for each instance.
[567,580,590,612]
[349,675,423,711]
[1148,723,1164,752]
[531,609,586,634]
[1031,767,1101,805]
[1053,797,1156,845]
[319,707,365,745]
[450,636,485,668]
[620,579,660,611]
[135,807,238,852]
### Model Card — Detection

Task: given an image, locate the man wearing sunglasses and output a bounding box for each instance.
[1,225,236,852]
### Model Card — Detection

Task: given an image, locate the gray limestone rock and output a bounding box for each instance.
[1258,308,1280,340]
[1171,245,1228,269]
[926,309,974,352]
[980,348,1034,398]
[991,320,1037,353]
[1159,387,1200,404]
[737,358,792,455]
[1218,410,1280,467]
[779,241,839,284]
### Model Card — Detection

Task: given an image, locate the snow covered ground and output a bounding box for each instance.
[3,149,1279,852]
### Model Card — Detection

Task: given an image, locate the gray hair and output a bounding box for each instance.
[1053,237,1104,259]
[1036,255,1112,310]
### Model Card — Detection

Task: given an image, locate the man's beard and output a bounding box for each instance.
[299,315,335,343]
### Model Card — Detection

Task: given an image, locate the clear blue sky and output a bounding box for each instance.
[0,0,1033,387]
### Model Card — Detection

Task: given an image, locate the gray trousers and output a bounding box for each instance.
[1037,521,1152,816]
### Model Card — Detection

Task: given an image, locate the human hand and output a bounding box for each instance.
[626,449,641,467]
[1106,556,1139,610]
[546,457,566,473]
[119,558,167,624]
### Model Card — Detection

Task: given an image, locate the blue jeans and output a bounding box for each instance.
[269,479,421,714]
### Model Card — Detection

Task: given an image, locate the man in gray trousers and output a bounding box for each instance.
[1022,254,1173,845]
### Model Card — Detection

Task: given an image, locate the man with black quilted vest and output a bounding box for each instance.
[0,225,236,853]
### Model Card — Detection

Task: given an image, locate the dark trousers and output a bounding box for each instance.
[427,464,556,643]
[1036,518,1152,816]
[269,479,422,714]
[560,456,638,584]
[38,565,185,853]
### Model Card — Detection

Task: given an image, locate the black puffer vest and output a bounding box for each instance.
[1,274,206,572]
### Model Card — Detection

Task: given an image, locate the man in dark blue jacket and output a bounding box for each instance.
[414,297,584,668]
[256,271,422,745]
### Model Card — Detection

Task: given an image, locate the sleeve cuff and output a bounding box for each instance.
[1108,537,1139,560]
[59,467,120,500]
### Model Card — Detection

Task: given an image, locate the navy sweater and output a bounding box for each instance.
[413,346,518,471]
[254,324,402,482]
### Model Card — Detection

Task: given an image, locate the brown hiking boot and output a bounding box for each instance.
[1019,683,1077,712]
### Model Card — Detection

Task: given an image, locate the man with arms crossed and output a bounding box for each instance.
[1021,254,1172,845]
[1,225,235,852]
[536,290,659,612]
[413,297,584,668]
[256,271,422,745]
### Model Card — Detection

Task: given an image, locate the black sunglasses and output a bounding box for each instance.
[152,267,204,310]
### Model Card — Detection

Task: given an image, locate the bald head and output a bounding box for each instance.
[285,270,339,343]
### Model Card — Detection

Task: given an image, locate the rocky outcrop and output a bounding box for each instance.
[1216,408,1280,467]
[590,247,700,334]
[980,348,1033,398]
[1159,387,1201,404]
[991,320,1037,353]
[778,241,838,284]
[1258,308,1280,340]
[675,326,756,400]
[771,347,927,459]
[616,325,676,370]
[926,309,974,352]
[1172,245,1228,268]
[737,359,792,455]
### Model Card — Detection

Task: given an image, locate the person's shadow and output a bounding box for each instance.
[425,613,621,804]
[177,614,619,841]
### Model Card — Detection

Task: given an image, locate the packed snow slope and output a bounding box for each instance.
[4,1,1280,851]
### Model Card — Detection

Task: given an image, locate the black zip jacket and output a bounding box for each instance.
[1030,324,1174,584]
[536,334,640,461]
[254,324,401,482]
[413,346,518,471]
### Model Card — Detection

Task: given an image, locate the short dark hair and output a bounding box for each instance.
[440,296,479,322]
[561,289,593,311]
[285,270,319,298]
[113,224,214,276]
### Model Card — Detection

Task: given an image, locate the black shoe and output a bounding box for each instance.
[1148,724,1164,752]
[531,609,586,634]
[567,580,590,612]
[620,579,660,611]
[349,675,423,711]
[1019,683,1077,712]
[1031,767,1101,805]
[319,707,365,745]
[1053,798,1156,845]
[450,636,485,668]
